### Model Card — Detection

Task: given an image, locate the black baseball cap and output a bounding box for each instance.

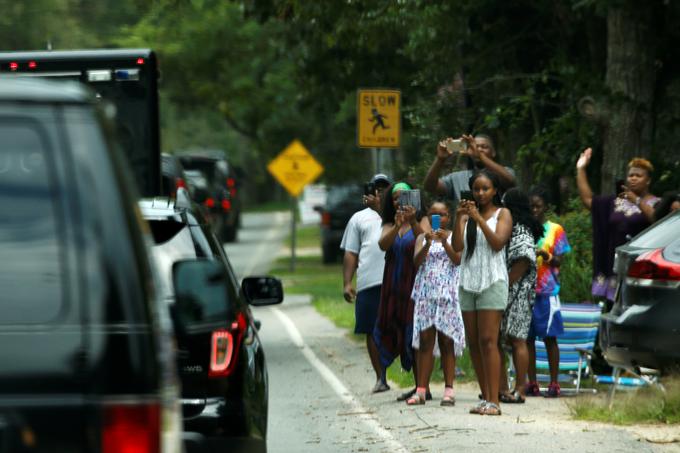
[371,173,392,186]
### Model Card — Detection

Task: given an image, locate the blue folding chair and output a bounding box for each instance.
[533,302,602,394]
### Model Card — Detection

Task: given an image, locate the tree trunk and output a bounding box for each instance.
[601,1,656,190]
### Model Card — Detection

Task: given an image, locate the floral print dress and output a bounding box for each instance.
[411,234,465,356]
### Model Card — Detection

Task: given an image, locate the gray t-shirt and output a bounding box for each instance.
[441,167,516,204]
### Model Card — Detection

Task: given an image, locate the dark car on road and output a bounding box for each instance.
[600,209,680,373]
[162,152,195,200]
[140,190,283,453]
[178,151,242,242]
[0,77,183,452]
[317,184,364,263]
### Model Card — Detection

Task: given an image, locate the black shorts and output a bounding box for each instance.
[355,285,381,334]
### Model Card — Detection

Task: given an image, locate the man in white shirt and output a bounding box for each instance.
[340,173,391,393]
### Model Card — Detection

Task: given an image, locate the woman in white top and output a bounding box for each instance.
[452,169,512,416]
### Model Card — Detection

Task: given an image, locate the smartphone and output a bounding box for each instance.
[431,214,440,231]
[615,179,626,194]
[364,182,376,196]
[398,189,421,212]
[460,190,474,202]
[446,138,464,154]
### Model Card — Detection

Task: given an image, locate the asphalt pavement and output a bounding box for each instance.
[224,212,680,453]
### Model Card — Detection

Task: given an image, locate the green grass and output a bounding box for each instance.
[569,376,680,425]
[286,225,321,249]
[269,251,475,389]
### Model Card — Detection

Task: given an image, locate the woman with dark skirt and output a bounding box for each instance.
[373,182,429,401]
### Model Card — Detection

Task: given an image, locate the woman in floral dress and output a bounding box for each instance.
[406,201,465,406]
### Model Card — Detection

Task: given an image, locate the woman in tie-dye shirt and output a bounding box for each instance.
[525,187,572,398]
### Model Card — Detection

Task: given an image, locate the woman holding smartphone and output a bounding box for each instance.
[453,169,512,416]
[373,182,429,402]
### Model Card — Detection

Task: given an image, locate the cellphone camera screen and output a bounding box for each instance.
[446,139,464,154]
[398,189,421,212]
[460,190,474,202]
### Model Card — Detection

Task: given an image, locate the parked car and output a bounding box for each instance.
[162,152,195,199]
[178,151,242,242]
[140,189,283,453]
[0,77,183,452]
[317,184,364,263]
[600,209,680,373]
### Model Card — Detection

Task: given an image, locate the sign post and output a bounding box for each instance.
[267,140,324,272]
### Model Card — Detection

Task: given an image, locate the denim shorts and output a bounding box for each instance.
[459,280,508,312]
[354,285,381,334]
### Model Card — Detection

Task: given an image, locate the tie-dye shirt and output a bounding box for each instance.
[536,221,571,296]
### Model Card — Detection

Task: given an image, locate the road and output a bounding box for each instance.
[225,212,679,453]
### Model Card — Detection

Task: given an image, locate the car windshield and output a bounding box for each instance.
[184,169,208,189]
[629,210,680,249]
[181,159,217,184]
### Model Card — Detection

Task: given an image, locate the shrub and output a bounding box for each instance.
[551,198,593,302]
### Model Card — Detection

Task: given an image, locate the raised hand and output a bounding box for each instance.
[402,205,417,225]
[576,147,592,170]
[461,134,480,159]
[437,138,454,161]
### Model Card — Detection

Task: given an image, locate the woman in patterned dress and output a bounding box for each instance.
[406,201,465,406]
[498,189,543,403]
[373,182,429,401]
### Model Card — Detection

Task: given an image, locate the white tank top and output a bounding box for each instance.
[460,208,508,293]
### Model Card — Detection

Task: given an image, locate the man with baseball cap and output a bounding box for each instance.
[340,173,392,392]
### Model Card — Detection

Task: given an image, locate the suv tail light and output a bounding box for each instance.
[102,403,160,453]
[209,312,246,378]
[221,199,232,211]
[627,249,680,281]
[204,197,216,209]
[321,212,331,227]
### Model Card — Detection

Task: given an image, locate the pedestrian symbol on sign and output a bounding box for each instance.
[370,108,390,134]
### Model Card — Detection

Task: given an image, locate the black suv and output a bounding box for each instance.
[178,151,242,243]
[600,209,680,373]
[317,184,364,263]
[140,190,283,453]
[0,77,183,451]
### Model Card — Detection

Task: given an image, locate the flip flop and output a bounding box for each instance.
[397,388,432,401]
[440,395,456,406]
[406,393,426,405]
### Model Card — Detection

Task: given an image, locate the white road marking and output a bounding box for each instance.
[241,212,287,276]
[271,307,410,453]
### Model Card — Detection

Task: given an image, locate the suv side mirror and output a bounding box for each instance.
[172,259,229,325]
[241,277,284,306]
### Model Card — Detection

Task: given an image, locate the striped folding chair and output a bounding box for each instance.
[533,302,602,393]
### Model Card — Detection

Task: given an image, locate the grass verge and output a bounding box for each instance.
[268,243,475,389]
[245,201,291,213]
[569,376,680,425]
[285,224,321,249]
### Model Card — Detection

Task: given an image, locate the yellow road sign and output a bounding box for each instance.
[357,89,401,148]
[267,140,324,197]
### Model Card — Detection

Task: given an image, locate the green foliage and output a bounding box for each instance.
[552,199,593,302]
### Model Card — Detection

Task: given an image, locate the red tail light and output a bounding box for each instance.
[209,312,246,378]
[9,62,18,71]
[226,178,235,188]
[102,403,160,453]
[321,212,331,227]
[627,249,680,281]
[175,177,187,190]
[221,199,232,211]
[204,197,216,208]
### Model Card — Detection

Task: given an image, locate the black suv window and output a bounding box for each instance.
[0,121,65,324]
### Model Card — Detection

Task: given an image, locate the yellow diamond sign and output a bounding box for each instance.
[267,140,324,197]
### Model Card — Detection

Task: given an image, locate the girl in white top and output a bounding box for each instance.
[452,168,512,416]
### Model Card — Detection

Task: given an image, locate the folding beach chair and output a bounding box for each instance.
[533,302,602,394]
